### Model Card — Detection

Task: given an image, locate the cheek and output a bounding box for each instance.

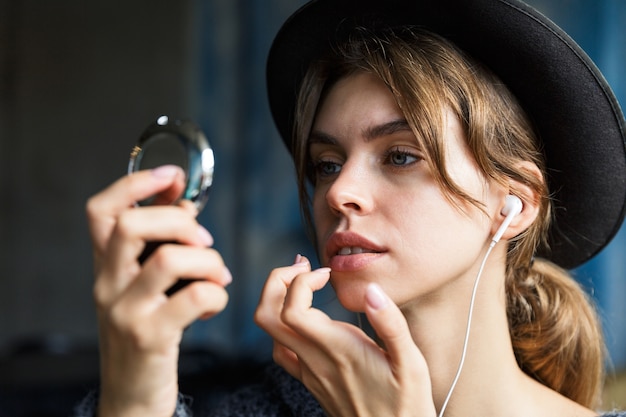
[312,189,332,241]
[394,189,490,254]
[446,151,487,203]
[312,189,326,224]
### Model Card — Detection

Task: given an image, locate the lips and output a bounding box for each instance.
[338,247,378,255]
[325,231,386,271]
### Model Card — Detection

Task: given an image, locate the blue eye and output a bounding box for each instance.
[386,148,420,166]
[314,159,342,179]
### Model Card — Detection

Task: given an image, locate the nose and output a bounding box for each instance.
[325,160,374,216]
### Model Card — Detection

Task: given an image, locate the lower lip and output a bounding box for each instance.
[328,252,384,272]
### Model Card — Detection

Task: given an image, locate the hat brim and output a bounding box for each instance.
[266,0,626,269]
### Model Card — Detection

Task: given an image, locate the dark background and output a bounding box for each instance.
[0,1,624,415]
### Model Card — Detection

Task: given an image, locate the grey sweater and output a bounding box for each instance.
[74,364,626,417]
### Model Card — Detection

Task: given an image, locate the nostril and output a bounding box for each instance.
[342,201,361,211]
[324,166,372,215]
[327,192,366,216]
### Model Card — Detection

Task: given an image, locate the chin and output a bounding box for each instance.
[330,278,369,313]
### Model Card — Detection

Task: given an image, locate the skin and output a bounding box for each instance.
[255,72,597,417]
[87,74,599,416]
[87,165,231,417]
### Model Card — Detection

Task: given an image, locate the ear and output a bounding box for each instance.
[491,161,542,241]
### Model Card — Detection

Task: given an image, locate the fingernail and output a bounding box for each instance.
[222,266,233,285]
[197,226,214,247]
[314,267,331,274]
[151,165,180,178]
[293,253,308,265]
[366,283,388,310]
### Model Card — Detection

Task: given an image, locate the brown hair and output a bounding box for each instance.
[292,26,605,408]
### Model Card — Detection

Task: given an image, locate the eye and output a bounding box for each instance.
[384,147,421,167]
[312,158,342,180]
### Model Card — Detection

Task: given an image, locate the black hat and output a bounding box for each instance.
[266,0,626,269]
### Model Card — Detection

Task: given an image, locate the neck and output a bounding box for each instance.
[401,245,519,416]
[399,244,595,417]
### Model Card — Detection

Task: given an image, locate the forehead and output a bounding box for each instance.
[312,72,405,133]
[310,72,472,161]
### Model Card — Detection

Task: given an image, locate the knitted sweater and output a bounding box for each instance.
[74,364,626,417]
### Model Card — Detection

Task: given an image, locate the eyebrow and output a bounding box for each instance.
[309,118,412,146]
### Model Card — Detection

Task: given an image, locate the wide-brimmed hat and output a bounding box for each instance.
[266,0,626,269]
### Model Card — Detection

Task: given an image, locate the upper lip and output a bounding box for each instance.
[325,231,386,259]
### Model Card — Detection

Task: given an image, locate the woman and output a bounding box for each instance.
[77,0,626,416]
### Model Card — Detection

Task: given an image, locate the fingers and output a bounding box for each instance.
[157,280,229,329]
[149,172,186,206]
[125,244,231,299]
[104,247,232,352]
[110,204,213,255]
[257,261,435,417]
[89,165,186,218]
[254,257,313,330]
[89,167,226,316]
[279,269,384,369]
[96,206,213,303]
[364,283,427,373]
[255,257,326,365]
[256,261,333,383]
[88,168,230,416]
[280,267,333,335]
[86,166,188,253]
[257,260,365,365]
[97,244,231,327]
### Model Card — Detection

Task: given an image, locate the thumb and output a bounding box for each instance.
[364,283,435,416]
[364,283,422,369]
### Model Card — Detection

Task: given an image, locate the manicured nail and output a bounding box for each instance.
[222,266,233,285]
[151,165,180,178]
[366,283,388,310]
[197,226,214,247]
[293,253,308,265]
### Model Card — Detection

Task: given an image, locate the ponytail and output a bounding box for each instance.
[507,259,606,408]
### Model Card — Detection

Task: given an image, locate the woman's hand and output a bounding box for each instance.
[86,165,232,417]
[255,256,436,417]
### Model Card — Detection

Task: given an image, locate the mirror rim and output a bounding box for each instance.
[128,115,214,211]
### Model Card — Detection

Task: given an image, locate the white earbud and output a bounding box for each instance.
[492,195,523,244]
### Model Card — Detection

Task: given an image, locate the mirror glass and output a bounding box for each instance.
[128,116,214,211]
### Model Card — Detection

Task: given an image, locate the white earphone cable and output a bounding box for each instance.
[437,240,496,417]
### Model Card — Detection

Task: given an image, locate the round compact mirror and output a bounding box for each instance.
[128,115,214,211]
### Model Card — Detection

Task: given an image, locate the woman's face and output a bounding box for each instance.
[309,72,504,312]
